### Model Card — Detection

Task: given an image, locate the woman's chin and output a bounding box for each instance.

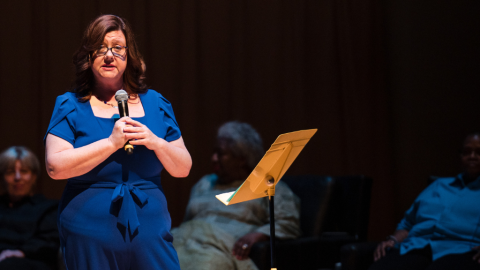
[93,71,122,83]
[99,72,120,80]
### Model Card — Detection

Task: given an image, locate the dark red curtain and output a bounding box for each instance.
[4,0,478,241]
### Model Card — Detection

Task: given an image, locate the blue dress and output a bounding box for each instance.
[44,90,181,270]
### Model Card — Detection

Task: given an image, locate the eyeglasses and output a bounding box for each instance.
[95,45,128,57]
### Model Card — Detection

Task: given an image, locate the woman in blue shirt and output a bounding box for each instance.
[44,15,192,270]
[370,133,480,270]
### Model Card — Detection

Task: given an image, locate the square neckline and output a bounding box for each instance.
[89,92,146,119]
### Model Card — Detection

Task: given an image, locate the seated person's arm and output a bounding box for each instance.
[374,190,421,262]
[373,229,409,261]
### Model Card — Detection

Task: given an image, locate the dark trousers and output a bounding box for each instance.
[0,257,53,270]
[369,245,480,270]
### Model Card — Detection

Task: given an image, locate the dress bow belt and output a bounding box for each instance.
[112,183,153,233]
[67,179,160,233]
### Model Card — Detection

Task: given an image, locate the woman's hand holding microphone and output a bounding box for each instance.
[109,117,165,151]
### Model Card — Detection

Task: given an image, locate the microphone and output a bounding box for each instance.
[115,90,134,155]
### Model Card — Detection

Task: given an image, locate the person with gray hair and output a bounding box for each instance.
[172,121,301,270]
[0,146,59,270]
[216,121,264,172]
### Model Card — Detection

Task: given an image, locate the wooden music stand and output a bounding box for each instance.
[216,129,317,270]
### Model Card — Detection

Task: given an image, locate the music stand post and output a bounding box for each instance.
[216,129,317,270]
[267,178,276,269]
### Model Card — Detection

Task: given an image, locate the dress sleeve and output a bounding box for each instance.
[255,181,302,239]
[157,93,181,142]
[43,94,77,145]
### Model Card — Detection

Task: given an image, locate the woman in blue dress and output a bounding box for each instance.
[44,15,192,270]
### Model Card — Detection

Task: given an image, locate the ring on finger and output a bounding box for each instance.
[242,244,248,250]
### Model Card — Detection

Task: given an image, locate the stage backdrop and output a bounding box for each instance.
[0,0,479,241]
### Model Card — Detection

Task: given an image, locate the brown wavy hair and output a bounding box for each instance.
[71,14,147,101]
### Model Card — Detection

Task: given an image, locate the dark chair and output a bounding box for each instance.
[250,175,373,270]
[340,176,444,270]
[340,242,378,270]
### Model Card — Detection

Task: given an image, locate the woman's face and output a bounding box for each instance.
[212,141,247,183]
[3,160,36,200]
[91,30,128,86]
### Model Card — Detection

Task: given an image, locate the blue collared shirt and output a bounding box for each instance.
[397,174,480,260]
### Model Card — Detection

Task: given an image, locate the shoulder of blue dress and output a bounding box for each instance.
[55,91,82,108]
[142,89,163,98]
[141,89,156,97]
[49,92,78,117]
[44,92,78,143]
[60,91,79,99]
[151,91,179,127]
[141,90,173,108]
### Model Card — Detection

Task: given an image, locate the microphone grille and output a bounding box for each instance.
[115,90,129,101]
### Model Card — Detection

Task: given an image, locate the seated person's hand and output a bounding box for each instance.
[232,232,269,260]
[472,246,480,263]
[0,250,25,262]
[373,239,395,262]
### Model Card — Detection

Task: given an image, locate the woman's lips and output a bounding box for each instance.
[13,184,25,190]
[101,65,115,71]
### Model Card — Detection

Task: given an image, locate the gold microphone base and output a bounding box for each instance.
[124,144,134,155]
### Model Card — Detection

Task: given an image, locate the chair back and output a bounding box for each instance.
[281,175,372,241]
[281,175,335,237]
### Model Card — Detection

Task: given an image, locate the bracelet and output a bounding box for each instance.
[387,235,398,244]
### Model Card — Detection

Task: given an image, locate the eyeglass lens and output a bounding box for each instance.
[97,46,126,57]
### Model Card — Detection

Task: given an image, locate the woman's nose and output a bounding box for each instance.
[104,51,114,63]
[14,169,21,180]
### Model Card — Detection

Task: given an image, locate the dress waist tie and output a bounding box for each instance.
[69,179,159,233]
[111,182,158,232]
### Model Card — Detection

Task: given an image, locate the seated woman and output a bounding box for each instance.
[0,146,59,270]
[172,121,301,270]
[369,133,480,270]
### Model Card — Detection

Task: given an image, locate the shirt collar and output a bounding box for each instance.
[456,173,480,189]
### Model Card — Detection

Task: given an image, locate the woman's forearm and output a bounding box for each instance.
[46,136,118,180]
[153,138,192,178]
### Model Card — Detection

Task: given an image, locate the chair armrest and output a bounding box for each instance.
[340,242,378,270]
